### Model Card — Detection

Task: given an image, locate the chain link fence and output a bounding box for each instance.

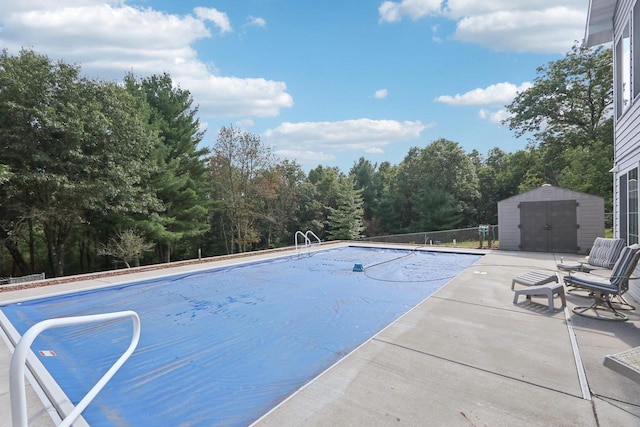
[359,225,499,247]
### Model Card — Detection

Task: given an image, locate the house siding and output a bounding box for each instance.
[613,0,640,299]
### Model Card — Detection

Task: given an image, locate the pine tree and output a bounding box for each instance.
[326,179,365,240]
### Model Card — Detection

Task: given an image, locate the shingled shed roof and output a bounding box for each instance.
[499,184,604,204]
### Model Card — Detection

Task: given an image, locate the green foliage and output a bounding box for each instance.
[505,44,612,144]
[0,164,10,184]
[392,139,480,230]
[98,229,155,268]
[349,158,381,219]
[504,43,613,206]
[326,178,365,240]
[0,44,616,277]
[255,160,305,248]
[124,73,210,262]
[0,49,159,276]
[208,126,276,253]
[476,148,536,223]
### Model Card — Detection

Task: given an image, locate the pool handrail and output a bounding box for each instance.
[294,230,310,251]
[10,310,141,427]
[305,230,321,245]
[295,230,321,256]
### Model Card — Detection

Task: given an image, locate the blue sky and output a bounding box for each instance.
[0,1,588,172]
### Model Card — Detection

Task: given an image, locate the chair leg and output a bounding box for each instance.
[612,294,636,311]
[567,285,635,311]
[546,290,554,313]
[558,289,566,309]
[572,293,628,321]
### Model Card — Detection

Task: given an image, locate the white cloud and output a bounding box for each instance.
[435,82,531,106]
[235,119,255,128]
[378,0,442,23]
[378,1,586,54]
[180,74,293,118]
[0,1,293,119]
[246,16,267,28]
[194,7,232,34]
[373,89,388,99]
[444,1,585,18]
[478,108,511,124]
[264,119,428,154]
[269,119,429,165]
[365,147,385,154]
[453,7,585,53]
[275,149,335,163]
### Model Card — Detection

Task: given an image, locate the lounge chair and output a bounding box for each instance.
[563,244,640,321]
[558,237,634,309]
[557,237,625,273]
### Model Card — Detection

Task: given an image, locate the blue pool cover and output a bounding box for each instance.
[1,246,480,426]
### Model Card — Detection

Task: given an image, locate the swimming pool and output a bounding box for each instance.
[1,246,481,426]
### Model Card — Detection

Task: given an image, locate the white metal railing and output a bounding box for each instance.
[294,230,321,255]
[304,230,321,245]
[294,230,310,251]
[10,310,141,427]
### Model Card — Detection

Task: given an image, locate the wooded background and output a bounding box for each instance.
[0,45,613,277]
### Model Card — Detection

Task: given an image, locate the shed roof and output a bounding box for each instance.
[584,0,616,47]
[498,185,604,204]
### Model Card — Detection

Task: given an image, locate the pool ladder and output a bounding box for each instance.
[10,310,140,427]
[295,230,321,256]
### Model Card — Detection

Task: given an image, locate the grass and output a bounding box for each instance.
[439,239,497,249]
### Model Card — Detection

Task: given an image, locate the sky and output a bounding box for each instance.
[0,0,589,172]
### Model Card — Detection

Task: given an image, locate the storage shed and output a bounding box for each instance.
[498,185,604,254]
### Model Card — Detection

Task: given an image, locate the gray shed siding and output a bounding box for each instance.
[612,0,640,300]
[498,186,604,253]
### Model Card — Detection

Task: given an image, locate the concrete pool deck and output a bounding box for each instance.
[1,244,639,426]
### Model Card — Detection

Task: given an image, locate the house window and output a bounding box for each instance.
[617,22,631,117]
[629,168,639,244]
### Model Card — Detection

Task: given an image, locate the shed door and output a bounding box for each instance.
[519,200,577,253]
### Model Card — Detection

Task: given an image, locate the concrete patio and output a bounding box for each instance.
[1,245,639,426]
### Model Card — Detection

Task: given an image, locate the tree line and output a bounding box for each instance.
[0,44,612,278]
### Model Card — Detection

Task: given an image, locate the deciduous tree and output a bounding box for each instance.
[0,50,158,276]
[504,43,613,206]
[208,126,275,253]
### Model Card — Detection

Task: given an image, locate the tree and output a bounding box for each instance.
[256,160,305,248]
[125,73,210,262]
[208,126,275,253]
[504,43,613,204]
[394,139,480,229]
[326,178,365,240]
[367,161,399,235]
[476,148,535,223]
[349,157,383,234]
[0,50,159,276]
[305,166,345,240]
[98,229,155,268]
[296,180,325,238]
